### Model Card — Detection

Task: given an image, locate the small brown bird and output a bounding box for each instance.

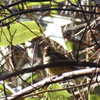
[43,46,77,76]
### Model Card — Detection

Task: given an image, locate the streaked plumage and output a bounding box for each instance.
[43,46,77,75]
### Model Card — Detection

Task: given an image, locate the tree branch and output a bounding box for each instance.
[0,61,99,81]
[0,8,100,26]
[0,0,51,10]
[7,68,100,100]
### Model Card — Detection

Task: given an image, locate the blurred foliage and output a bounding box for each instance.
[0,21,44,47]
[43,83,72,100]
[0,0,100,100]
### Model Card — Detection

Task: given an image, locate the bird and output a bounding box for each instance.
[43,46,77,76]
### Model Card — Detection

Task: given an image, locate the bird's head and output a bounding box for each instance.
[44,46,56,54]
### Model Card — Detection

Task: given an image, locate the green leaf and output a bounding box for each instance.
[26,2,50,6]
[66,42,73,52]
[26,73,39,84]
[25,97,40,100]
[90,94,100,100]
[70,0,78,3]
[55,0,65,2]
[0,21,44,47]
[90,86,100,100]
[0,82,12,95]
[44,83,72,100]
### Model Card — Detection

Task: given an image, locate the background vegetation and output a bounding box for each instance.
[0,0,100,100]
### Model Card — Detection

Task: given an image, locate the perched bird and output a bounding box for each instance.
[43,46,77,76]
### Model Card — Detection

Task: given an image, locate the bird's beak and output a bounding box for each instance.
[44,49,48,52]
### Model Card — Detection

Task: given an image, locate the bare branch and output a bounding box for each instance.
[7,68,100,100]
[0,61,99,80]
